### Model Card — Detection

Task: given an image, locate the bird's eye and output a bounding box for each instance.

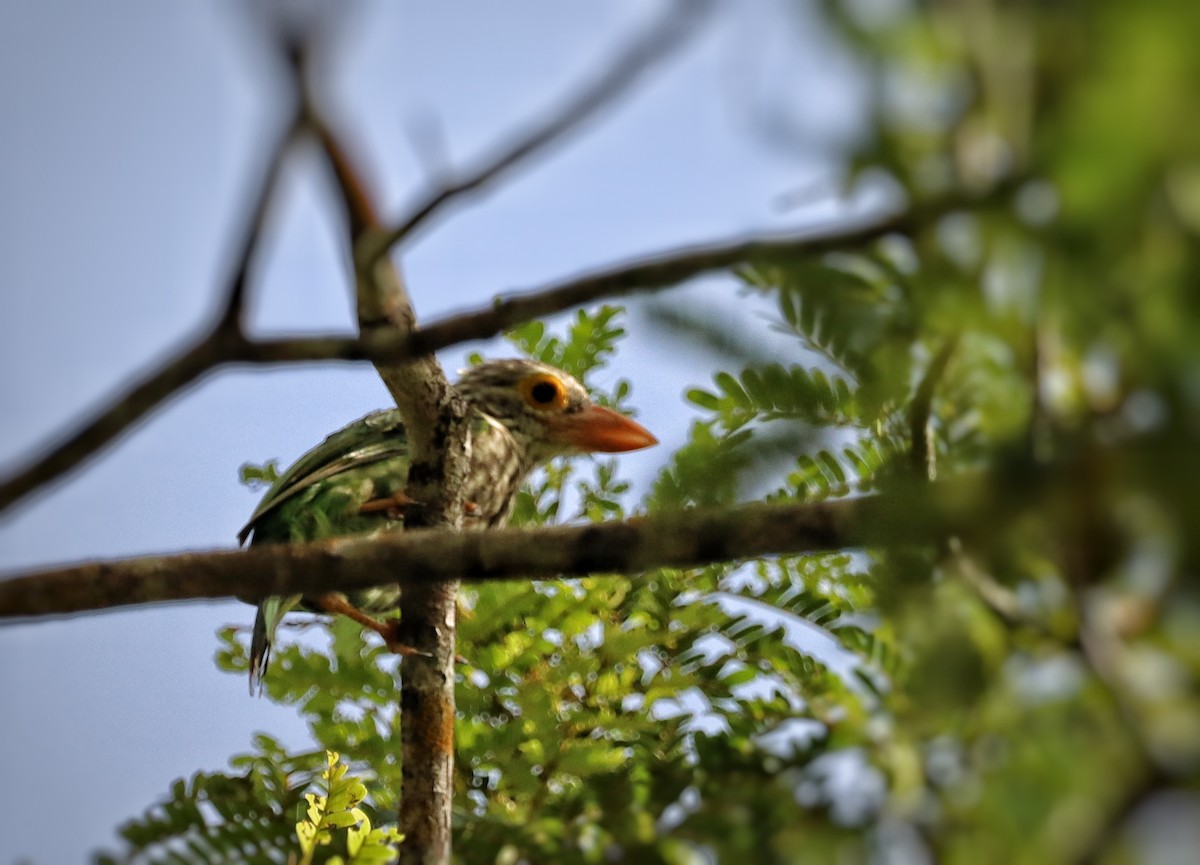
[519,374,569,411]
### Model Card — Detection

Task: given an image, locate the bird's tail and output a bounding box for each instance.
[249,601,273,696]
[249,594,300,696]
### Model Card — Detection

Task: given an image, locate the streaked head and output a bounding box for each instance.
[455,359,657,463]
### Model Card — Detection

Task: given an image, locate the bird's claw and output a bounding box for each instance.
[377,620,430,658]
[359,491,422,519]
[385,640,436,660]
[378,620,466,664]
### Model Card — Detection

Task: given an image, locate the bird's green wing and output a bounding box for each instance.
[238,409,408,545]
[243,408,415,693]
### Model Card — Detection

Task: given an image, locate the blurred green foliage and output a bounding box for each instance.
[101,0,1200,862]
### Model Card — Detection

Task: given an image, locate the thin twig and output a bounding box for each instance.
[947,537,1026,627]
[0,334,235,515]
[218,110,306,330]
[366,0,713,259]
[0,107,301,517]
[310,113,383,239]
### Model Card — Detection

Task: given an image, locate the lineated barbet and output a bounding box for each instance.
[238,358,657,692]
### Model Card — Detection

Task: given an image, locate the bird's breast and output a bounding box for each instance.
[463,423,529,526]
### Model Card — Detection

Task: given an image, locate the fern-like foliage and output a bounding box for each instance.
[95,736,312,865]
[740,255,908,383]
[96,744,401,865]
[687,363,861,429]
[296,751,403,865]
[504,304,628,387]
[675,359,908,506]
[651,421,752,509]
[103,283,1034,863]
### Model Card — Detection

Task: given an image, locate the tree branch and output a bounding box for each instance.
[310,98,467,865]
[0,494,930,619]
[11,450,1143,620]
[0,112,301,517]
[0,187,1009,519]
[403,206,933,355]
[0,335,229,518]
[364,0,712,258]
[257,187,1012,366]
[234,210,948,363]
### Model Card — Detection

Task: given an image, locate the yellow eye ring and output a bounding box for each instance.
[518,373,569,411]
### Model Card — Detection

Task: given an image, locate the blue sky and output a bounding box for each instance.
[0,2,867,860]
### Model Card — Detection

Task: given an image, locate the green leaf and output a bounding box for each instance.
[239,460,281,489]
[686,388,721,411]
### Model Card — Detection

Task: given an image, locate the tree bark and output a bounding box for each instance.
[315,115,465,864]
[0,494,927,619]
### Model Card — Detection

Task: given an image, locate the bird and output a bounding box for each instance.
[238,358,657,693]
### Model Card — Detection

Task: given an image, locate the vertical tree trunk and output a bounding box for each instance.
[314,121,468,864]
[396,581,459,864]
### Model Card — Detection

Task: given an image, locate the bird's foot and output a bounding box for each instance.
[311,593,429,658]
[310,593,466,664]
[359,491,420,519]
[378,619,467,664]
[377,619,433,659]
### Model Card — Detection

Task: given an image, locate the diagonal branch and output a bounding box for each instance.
[0,111,302,517]
[366,0,712,258]
[401,204,935,354]
[0,187,1013,518]
[0,336,231,518]
[238,211,933,363]
[248,187,1008,364]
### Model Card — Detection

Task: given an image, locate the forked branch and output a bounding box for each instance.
[0,109,303,516]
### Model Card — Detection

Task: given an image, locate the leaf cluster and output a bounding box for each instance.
[96,735,312,865]
[296,751,402,865]
[97,741,402,865]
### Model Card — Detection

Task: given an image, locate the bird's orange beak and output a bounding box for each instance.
[547,405,658,453]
